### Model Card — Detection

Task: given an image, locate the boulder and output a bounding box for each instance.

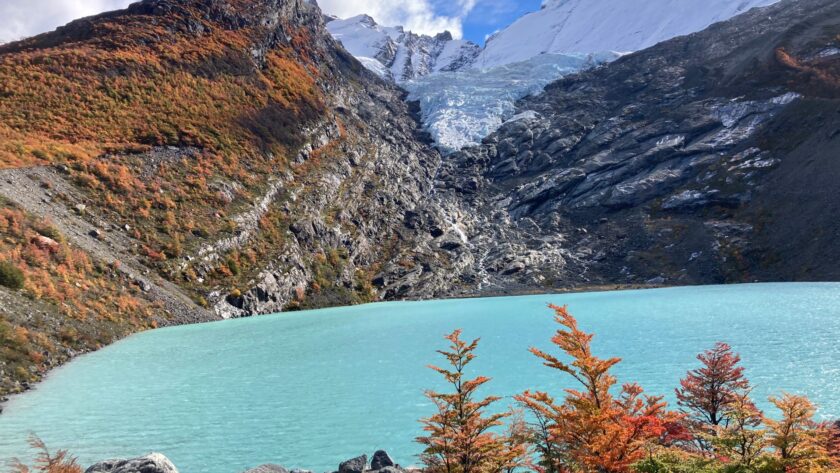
[378,467,404,473]
[370,451,395,470]
[241,466,289,473]
[85,453,178,473]
[30,235,60,252]
[338,455,367,473]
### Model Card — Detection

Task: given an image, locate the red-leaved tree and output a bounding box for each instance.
[676,342,752,429]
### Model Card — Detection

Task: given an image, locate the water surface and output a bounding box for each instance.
[1,283,838,472]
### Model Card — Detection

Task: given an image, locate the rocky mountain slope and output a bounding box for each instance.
[1,0,839,400]
[0,0,459,397]
[420,0,840,295]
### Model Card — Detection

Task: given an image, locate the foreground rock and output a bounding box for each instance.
[87,450,411,473]
[86,453,178,473]
[370,451,395,470]
[338,455,368,473]
[242,466,290,473]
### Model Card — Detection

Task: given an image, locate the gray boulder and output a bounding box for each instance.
[85,453,178,473]
[241,466,289,473]
[338,455,367,473]
[378,467,405,473]
[370,451,395,470]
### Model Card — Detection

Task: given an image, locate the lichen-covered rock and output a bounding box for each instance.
[338,455,367,473]
[85,453,178,473]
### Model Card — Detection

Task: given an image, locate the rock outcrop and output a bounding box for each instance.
[370,451,395,470]
[338,455,368,473]
[86,453,179,473]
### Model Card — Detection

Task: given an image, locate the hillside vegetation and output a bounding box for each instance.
[0,197,167,396]
[0,0,446,398]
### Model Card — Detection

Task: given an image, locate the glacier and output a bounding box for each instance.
[328,0,781,152]
[404,52,618,153]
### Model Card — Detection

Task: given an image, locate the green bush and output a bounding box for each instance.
[0,260,25,290]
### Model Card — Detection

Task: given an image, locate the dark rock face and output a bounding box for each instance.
[370,451,395,470]
[86,453,179,473]
[393,0,840,296]
[338,455,367,473]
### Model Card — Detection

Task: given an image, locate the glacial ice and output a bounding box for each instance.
[403,52,618,153]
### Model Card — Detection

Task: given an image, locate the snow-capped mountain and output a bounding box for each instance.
[328,0,781,152]
[473,0,780,69]
[326,15,480,83]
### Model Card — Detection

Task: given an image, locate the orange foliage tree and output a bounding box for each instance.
[417,330,526,473]
[766,393,835,472]
[516,305,683,473]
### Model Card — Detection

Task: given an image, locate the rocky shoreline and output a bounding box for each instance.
[0,281,665,413]
[85,450,412,473]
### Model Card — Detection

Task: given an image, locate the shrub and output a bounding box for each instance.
[0,260,25,289]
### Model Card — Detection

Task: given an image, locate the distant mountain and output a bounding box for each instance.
[473,0,781,69]
[325,15,480,83]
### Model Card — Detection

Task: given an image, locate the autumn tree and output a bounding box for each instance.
[676,342,752,436]
[766,393,835,472]
[711,391,767,468]
[516,305,681,473]
[417,330,521,473]
[486,409,532,473]
[828,421,840,465]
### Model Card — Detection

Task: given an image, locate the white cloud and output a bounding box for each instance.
[0,0,132,43]
[0,0,479,44]
[317,0,476,38]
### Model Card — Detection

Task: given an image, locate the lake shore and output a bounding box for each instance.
[1,282,665,412]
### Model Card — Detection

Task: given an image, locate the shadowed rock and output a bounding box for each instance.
[370,451,395,470]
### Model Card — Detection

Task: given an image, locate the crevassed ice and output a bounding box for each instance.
[404,52,618,153]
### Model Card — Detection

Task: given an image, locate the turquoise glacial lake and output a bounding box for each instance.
[1,283,839,472]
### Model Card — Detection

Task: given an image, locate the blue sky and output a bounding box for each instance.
[0,0,544,45]
[441,0,544,44]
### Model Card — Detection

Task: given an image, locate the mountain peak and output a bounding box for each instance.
[327,15,479,83]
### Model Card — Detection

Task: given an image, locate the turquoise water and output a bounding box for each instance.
[0,283,839,472]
